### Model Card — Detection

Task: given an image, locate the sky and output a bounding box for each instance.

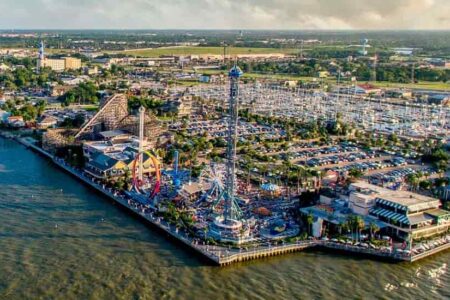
[0,0,449,30]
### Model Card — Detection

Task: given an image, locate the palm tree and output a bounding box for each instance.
[203,227,208,239]
[406,174,419,191]
[124,169,131,190]
[346,215,356,241]
[421,139,434,155]
[246,161,254,190]
[259,164,269,182]
[369,222,379,240]
[340,222,349,237]
[337,222,344,235]
[416,170,424,180]
[315,169,324,189]
[348,168,363,182]
[435,160,448,178]
[355,216,365,242]
[306,213,314,236]
[115,179,125,191]
[294,166,307,192]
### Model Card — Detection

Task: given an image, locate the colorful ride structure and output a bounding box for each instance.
[197,163,226,205]
[131,150,162,199]
[165,150,187,189]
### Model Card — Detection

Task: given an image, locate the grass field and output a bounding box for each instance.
[45,48,75,54]
[198,69,315,81]
[118,46,297,57]
[194,69,450,90]
[325,79,449,91]
[242,73,314,81]
[371,81,450,91]
[4,45,447,91]
[171,80,201,87]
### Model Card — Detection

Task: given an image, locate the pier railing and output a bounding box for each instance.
[14,136,450,266]
[322,242,409,260]
[215,241,318,265]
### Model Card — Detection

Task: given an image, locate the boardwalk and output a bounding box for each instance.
[410,243,450,262]
[12,136,450,266]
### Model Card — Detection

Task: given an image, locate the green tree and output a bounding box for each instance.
[348,168,363,182]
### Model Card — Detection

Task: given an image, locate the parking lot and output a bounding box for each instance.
[169,118,283,139]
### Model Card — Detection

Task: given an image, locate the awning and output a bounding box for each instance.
[369,207,410,225]
[375,198,407,212]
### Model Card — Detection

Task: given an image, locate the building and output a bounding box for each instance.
[350,182,450,240]
[301,181,450,241]
[6,116,25,127]
[317,71,330,78]
[83,144,160,180]
[179,182,209,201]
[0,109,11,122]
[348,182,385,215]
[39,58,66,72]
[160,94,192,118]
[51,85,75,97]
[60,76,89,86]
[83,131,141,159]
[428,94,450,106]
[427,58,450,68]
[385,89,412,99]
[82,130,160,180]
[37,116,58,129]
[0,63,10,71]
[83,66,98,75]
[63,57,82,70]
[354,84,382,95]
[392,48,415,56]
[283,80,298,88]
[199,75,211,83]
[38,57,82,72]
[84,152,128,179]
[235,53,286,60]
[178,94,193,117]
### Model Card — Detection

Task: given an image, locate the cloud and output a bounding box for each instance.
[0,0,448,29]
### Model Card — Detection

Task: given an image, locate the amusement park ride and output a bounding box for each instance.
[206,65,252,244]
[125,65,293,244]
[127,106,187,204]
[126,106,162,206]
[131,150,161,198]
[197,163,227,205]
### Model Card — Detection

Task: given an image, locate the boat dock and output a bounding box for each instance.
[9,136,450,266]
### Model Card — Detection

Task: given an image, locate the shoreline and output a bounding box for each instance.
[2,132,449,266]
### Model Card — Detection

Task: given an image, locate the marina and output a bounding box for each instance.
[184,84,450,139]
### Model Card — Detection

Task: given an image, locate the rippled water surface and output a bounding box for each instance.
[0,138,448,299]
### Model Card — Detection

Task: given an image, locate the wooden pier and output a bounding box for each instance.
[410,243,450,262]
[217,242,316,265]
[320,242,410,261]
[10,136,450,266]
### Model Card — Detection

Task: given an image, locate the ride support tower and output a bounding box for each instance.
[138,106,145,182]
[224,64,243,223]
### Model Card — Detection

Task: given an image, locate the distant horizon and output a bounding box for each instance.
[1,29,450,32]
[1,0,449,31]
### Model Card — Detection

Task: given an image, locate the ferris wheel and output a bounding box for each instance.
[197,163,227,204]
